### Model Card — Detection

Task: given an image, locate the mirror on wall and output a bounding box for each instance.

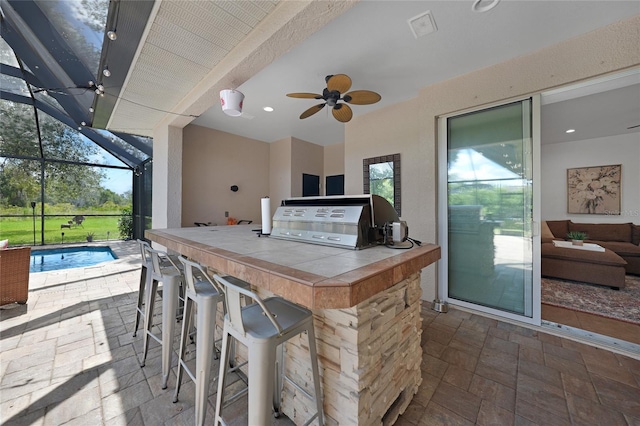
[363,153,401,216]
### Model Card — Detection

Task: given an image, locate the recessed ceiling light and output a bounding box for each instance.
[263,106,274,112]
[566,129,576,133]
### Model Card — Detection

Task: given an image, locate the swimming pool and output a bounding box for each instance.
[30,246,118,273]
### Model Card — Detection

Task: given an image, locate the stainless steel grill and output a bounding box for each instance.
[270,195,399,249]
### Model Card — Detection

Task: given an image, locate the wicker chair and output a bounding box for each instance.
[0,247,31,306]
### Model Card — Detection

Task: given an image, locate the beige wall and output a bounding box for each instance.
[269,137,293,214]
[324,143,345,183]
[179,17,638,301]
[152,125,183,230]
[182,125,270,226]
[291,137,324,198]
[344,15,640,301]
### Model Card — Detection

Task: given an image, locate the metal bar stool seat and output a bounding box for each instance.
[172,256,227,426]
[140,245,184,390]
[213,274,324,426]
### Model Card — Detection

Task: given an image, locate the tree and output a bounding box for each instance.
[369,162,394,207]
[0,100,105,208]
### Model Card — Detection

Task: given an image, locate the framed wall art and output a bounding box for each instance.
[567,164,621,214]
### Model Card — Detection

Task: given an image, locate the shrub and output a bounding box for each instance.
[118,206,133,240]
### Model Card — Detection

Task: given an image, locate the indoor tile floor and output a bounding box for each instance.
[1,240,639,425]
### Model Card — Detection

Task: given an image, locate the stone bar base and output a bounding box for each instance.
[255,272,423,425]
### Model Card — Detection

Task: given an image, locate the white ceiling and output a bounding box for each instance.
[110,0,640,146]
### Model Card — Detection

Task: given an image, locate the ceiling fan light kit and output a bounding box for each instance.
[220,89,245,117]
[287,74,381,123]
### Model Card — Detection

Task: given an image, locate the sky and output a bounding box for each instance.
[449,148,522,183]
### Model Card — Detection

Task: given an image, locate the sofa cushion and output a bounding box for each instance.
[598,241,640,257]
[541,221,555,243]
[633,224,640,245]
[541,242,627,266]
[546,220,570,240]
[569,222,632,242]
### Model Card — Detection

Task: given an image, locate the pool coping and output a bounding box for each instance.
[27,240,140,290]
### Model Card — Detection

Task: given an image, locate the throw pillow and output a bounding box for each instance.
[541,221,555,243]
[0,239,8,249]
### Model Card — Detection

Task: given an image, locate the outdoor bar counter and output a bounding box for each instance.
[146,225,440,425]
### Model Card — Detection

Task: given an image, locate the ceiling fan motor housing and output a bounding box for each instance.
[326,90,341,106]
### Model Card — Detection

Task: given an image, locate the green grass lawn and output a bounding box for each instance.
[0,216,123,246]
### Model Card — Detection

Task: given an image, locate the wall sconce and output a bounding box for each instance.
[230,185,239,192]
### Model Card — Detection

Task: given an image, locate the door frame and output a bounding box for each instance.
[436,95,542,326]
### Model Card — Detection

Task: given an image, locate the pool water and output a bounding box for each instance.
[30,246,118,273]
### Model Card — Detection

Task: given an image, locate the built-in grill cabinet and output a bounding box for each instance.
[270,195,399,249]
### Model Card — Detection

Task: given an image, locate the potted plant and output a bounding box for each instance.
[86,232,95,242]
[566,231,587,246]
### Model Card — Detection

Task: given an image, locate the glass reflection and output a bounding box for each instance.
[369,162,394,208]
[363,153,401,216]
[34,0,109,75]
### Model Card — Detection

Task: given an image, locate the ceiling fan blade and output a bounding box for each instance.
[287,92,323,99]
[332,103,353,123]
[326,74,352,93]
[300,103,326,119]
[343,90,381,105]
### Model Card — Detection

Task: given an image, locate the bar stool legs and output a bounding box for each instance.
[173,256,227,426]
[132,263,147,337]
[173,295,220,425]
[133,239,151,337]
[139,247,184,390]
[213,274,324,426]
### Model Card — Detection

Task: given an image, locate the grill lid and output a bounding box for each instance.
[270,195,398,249]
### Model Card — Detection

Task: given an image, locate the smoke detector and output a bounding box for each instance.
[407,10,437,39]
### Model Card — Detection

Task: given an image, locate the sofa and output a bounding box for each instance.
[541,220,640,289]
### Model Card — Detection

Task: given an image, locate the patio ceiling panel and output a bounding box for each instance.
[104,0,280,136]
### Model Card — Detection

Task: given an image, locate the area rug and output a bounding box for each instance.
[541,275,640,325]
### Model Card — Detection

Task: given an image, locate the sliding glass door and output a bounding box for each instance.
[438,98,540,324]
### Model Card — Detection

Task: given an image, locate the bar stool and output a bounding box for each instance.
[140,245,184,390]
[172,256,226,426]
[132,240,182,337]
[132,239,152,338]
[213,274,324,426]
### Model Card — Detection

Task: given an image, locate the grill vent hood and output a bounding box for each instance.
[270,195,399,249]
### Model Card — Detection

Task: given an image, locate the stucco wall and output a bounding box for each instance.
[291,137,324,198]
[324,143,345,186]
[541,133,640,223]
[343,15,640,301]
[152,125,183,229]
[269,137,293,214]
[182,125,270,226]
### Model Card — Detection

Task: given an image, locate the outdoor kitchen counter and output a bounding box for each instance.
[146,225,440,309]
[145,225,441,425]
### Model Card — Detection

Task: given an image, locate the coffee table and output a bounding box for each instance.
[542,241,626,289]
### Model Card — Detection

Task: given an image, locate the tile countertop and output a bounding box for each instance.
[146,225,440,309]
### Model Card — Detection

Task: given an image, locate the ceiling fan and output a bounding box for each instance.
[286,74,381,123]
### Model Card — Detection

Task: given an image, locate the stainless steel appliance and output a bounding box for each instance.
[270,195,400,249]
